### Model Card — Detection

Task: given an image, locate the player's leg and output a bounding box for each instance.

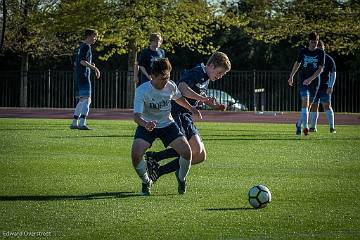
[297,89,310,135]
[131,126,155,195]
[321,93,336,133]
[188,134,206,165]
[78,97,91,130]
[168,136,192,194]
[70,96,82,129]
[309,95,320,132]
[146,148,179,163]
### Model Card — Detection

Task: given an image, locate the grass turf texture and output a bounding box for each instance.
[0,118,359,239]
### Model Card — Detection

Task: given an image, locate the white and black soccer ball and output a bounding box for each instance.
[248,185,271,209]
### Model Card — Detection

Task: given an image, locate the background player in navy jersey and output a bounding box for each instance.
[145,52,231,192]
[131,58,202,196]
[288,32,325,136]
[309,40,337,133]
[134,32,165,87]
[70,29,101,130]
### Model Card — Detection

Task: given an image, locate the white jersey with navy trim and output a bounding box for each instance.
[134,80,182,128]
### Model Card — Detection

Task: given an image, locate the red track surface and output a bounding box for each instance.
[1,108,359,125]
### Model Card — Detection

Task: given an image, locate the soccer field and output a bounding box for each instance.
[0,118,359,239]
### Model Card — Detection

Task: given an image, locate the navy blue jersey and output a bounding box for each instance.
[75,43,92,82]
[297,47,325,88]
[171,63,209,114]
[319,54,336,92]
[138,47,165,85]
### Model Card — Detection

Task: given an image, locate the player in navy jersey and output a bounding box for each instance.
[134,33,165,87]
[132,58,201,195]
[70,29,100,130]
[288,32,325,136]
[145,52,231,193]
[309,40,337,133]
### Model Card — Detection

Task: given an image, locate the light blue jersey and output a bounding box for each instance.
[134,80,182,128]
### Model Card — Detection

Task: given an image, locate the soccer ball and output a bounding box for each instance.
[248,185,271,209]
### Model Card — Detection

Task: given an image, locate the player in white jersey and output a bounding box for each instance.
[131,58,202,196]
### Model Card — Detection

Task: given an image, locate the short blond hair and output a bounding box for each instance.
[206,52,231,71]
[149,32,162,42]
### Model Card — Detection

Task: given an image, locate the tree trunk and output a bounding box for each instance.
[20,53,28,107]
[126,41,137,109]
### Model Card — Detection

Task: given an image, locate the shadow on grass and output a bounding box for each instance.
[48,135,134,139]
[204,207,255,211]
[0,191,140,201]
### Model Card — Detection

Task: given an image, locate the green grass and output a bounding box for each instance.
[0,118,359,239]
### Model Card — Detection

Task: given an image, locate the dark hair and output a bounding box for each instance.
[151,58,172,76]
[84,29,98,37]
[308,32,319,41]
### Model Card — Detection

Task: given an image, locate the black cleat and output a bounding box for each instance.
[175,169,186,195]
[330,128,336,133]
[140,180,152,196]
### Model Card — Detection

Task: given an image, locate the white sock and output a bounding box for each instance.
[301,108,309,129]
[310,111,319,129]
[135,159,151,184]
[79,98,91,126]
[178,156,191,182]
[72,101,83,125]
[325,108,335,129]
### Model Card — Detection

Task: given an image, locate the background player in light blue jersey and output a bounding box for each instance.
[134,32,165,87]
[309,40,337,133]
[145,52,231,192]
[70,29,101,130]
[288,32,325,136]
[131,58,202,196]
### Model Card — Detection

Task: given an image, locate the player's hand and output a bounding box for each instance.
[288,77,293,86]
[134,76,139,84]
[326,87,333,95]
[190,107,202,120]
[145,120,157,131]
[94,67,101,79]
[303,78,312,85]
[214,103,227,111]
[203,97,216,106]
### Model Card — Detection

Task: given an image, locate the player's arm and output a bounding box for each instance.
[133,61,139,85]
[133,113,156,131]
[303,65,324,85]
[327,61,337,95]
[178,82,210,103]
[288,62,301,86]
[175,96,202,119]
[80,60,100,79]
[139,66,152,81]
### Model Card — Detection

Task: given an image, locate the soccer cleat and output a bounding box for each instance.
[309,127,317,132]
[330,128,336,133]
[295,123,301,136]
[69,124,78,130]
[145,152,160,182]
[175,169,186,195]
[140,180,153,196]
[78,125,91,130]
[303,128,309,136]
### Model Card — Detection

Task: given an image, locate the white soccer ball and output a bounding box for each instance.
[248,185,271,209]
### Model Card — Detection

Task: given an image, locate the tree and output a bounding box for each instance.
[230,0,360,55]
[50,0,217,107]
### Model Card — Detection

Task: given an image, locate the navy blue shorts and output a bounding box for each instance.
[313,90,331,104]
[75,76,91,98]
[134,122,184,148]
[172,112,199,140]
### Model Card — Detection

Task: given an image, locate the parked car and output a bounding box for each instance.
[200,89,248,111]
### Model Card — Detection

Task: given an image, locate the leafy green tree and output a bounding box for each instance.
[230,0,360,55]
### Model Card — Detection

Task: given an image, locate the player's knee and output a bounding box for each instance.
[131,152,142,167]
[192,150,206,165]
[180,145,192,161]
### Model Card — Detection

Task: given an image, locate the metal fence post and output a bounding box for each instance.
[47,69,51,107]
[253,69,256,112]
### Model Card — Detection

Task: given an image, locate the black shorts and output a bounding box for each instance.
[173,112,199,140]
[134,122,184,148]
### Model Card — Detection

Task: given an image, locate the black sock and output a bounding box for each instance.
[158,157,180,177]
[154,148,179,162]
